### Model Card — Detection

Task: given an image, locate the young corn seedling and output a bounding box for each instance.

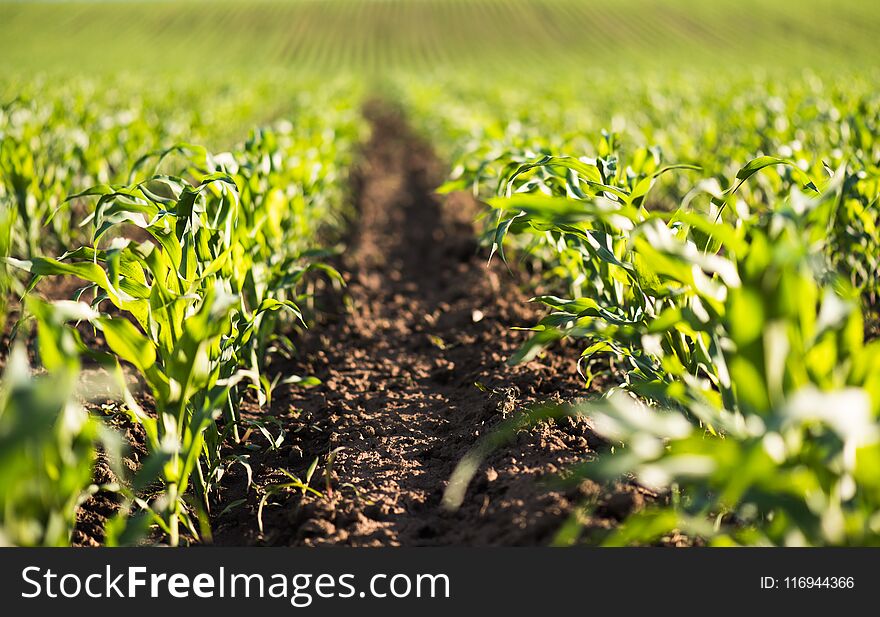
[447,158,880,545]
[11,166,254,544]
[0,299,126,546]
[561,214,880,545]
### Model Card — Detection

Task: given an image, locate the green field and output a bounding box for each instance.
[2,0,880,548]
[3,0,880,73]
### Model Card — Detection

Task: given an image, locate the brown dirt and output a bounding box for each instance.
[71,394,149,547]
[210,103,637,546]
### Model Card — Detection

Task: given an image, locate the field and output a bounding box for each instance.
[1,0,880,548]
[5,0,879,72]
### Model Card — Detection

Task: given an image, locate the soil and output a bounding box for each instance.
[210,103,640,546]
[71,396,149,547]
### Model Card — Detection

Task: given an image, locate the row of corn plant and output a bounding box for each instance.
[3,82,364,545]
[571,206,880,545]
[400,68,880,302]
[445,149,880,544]
[554,180,880,544]
[420,68,880,545]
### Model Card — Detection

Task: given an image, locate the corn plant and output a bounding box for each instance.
[446,151,880,544]
[556,213,880,544]
[0,300,117,546]
[3,74,363,540]
[9,112,358,542]
[10,165,254,544]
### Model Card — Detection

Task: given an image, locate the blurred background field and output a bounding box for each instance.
[2,0,880,74]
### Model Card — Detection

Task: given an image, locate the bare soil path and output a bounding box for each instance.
[212,104,632,546]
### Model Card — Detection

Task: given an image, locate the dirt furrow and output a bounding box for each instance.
[212,104,629,546]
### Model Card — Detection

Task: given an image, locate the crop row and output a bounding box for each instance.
[0,78,365,546]
[402,69,880,545]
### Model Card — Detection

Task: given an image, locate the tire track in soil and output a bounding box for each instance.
[213,103,640,546]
